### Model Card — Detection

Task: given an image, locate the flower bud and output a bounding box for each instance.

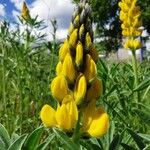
[56,61,63,75]
[84,54,97,83]
[86,78,103,102]
[69,29,78,48]
[75,42,83,67]
[59,40,70,62]
[85,32,92,50]
[74,15,80,27]
[62,53,76,83]
[74,74,87,105]
[79,24,85,40]
[21,2,30,20]
[68,23,74,35]
[55,95,78,130]
[40,104,56,127]
[51,75,68,102]
[89,45,99,63]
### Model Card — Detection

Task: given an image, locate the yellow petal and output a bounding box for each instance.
[69,29,78,48]
[74,74,87,105]
[56,61,63,75]
[51,75,68,102]
[21,2,30,20]
[75,42,83,67]
[62,53,76,83]
[84,54,97,83]
[56,95,78,130]
[86,108,109,138]
[68,23,74,35]
[40,104,56,127]
[59,40,70,62]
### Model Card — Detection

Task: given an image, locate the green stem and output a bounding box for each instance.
[131,50,140,104]
[72,111,82,143]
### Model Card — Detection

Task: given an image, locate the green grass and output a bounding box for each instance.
[0,20,150,149]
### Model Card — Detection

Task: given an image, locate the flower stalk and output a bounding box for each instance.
[119,0,143,103]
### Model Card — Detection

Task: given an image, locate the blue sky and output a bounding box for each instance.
[0,0,75,40]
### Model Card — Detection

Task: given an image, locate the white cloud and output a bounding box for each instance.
[0,4,6,17]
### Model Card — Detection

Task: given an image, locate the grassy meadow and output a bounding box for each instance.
[0,4,150,150]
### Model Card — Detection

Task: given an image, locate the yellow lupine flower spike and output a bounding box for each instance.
[62,53,76,83]
[40,104,56,127]
[55,95,78,130]
[74,74,87,105]
[75,41,83,67]
[51,75,68,102]
[84,54,97,83]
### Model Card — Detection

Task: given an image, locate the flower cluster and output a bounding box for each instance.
[40,0,109,138]
[119,0,142,51]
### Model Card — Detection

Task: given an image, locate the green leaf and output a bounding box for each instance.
[127,129,145,149]
[0,123,11,149]
[138,133,150,142]
[121,143,136,150]
[53,128,79,150]
[36,133,55,150]
[133,77,150,91]
[24,126,44,150]
[109,134,122,150]
[8,134,27,150]
[133,108,150,124]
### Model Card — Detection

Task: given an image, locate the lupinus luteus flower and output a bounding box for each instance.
[21,2,31,20]
[40,0,109,138]
[119,0,142,51]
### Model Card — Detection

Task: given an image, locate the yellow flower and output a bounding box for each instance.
[51,75,68,102]
[69,29,78,48]
[124,39,142,50]
[21,2,30,20]
[56,61,63,75]
[79,24,85,40]
[74,15,80,27]
[55,95,78,130]
[84,54,97,83]
[86,78,103,102]
[59,40,70,62]
[89,45,99,63]
[85,32,92,50]
[82,100,109,138]
[62,53,76,83]
[40,104,56,127]
[74,74,87,105]
[75,42,83,67]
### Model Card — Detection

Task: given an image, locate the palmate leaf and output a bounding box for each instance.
[127,129,145,149]
[0,123,11,149]
[7,134,27,150]
[23,126,44,150]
